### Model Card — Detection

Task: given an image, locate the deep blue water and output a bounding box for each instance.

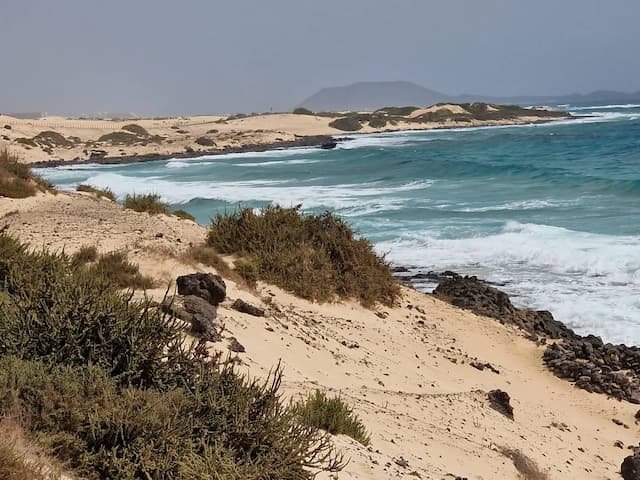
[41,105,640,344]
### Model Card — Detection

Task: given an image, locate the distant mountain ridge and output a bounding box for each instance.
[298,81,640,112]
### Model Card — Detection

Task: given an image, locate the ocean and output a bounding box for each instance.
[40,105,640,345]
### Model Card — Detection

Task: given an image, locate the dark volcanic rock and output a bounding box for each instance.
[622,453,640,480]
[228,337,246,353]
[232,298,265,317]
[177,273,226,306]
[183,295,220,341]
[433,275,577,340]
[543,336,640,403]
[488,389,514,420]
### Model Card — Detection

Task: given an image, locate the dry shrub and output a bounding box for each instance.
[0,149,53,198]
[181,244,242,283]
[70,244,98,266]
[121,124,149,136]
[123,193,169,214]
[329,116,363,131]
[76,183,116,201]
[292,390,370,446]
[207,206,400,306]
[93,250,156,289]
[173,209,196,221]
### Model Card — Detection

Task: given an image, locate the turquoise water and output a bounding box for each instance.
[41,105,640,344]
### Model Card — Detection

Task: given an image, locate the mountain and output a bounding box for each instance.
[298,81,640,112]
[299,81,452,112]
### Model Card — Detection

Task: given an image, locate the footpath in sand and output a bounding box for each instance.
[0,192,635,479]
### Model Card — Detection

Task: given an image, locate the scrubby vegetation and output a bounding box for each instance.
[0,234,345,479]
[76,183,116,201]
[71,244,98,266]
[98,131,141,145]
[292,390,371,446]
[0,149,53,198]
[93,251,156,289]
[373,106,419,116]
[0,423,58,480]
[195,136,215,147]
[328,116,363,131]
[293,107,314,115]
[123,193,170,214]
[173,209,196,221]
[207,206,399,306]
[121,124,149,136]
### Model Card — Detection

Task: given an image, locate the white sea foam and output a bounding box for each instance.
[442,199,580,213]
[377,222,640,344]
[82,172,433,209]
[568,104,640,111]
[237,158,322,167]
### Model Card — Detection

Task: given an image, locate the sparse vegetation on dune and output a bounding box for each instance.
[172,209,196,221]
[0,149,53,198]
[207,206,400,306]
[123,193,169,214]
[76,183,116,201]
[293,390,371,446]
[328,116,363,131]
[93,250,157,289]
[293,107,314,115]
[0,234,346,479]
[121,123,149,136]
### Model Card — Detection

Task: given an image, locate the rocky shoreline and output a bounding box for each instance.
[29,134,337,168]
[399,270,640,406]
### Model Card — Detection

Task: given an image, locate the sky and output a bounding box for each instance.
[1,0,639,115]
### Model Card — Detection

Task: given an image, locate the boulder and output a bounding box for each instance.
[177,273,226,306]
[183,295,220,342]
[488,389,513,420]
[622,453,640,480]
[232,298,265,317]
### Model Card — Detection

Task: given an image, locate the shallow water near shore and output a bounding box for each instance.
[41,105,640,345]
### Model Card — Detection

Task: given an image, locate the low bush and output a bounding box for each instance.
[234,257,259,287]
[195,136,215,147]
[368,116,387,128]
[292,390,371,446]
[373,106,419,116]
[76,184,116,201]
[173,209,196,221]
[121,124,149,136]
[33,131,73,148]
[93,251,156,289]
[98,131,141,145]
[123,193,169,215]
[207,206,399,306]
[70,244,98,266]
[329,116,363,132]
[293,107,314,115]
[0,234,344,478]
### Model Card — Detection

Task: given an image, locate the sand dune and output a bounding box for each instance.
[0,191,634,479]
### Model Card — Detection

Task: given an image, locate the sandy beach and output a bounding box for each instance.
[0,191,635,479]
[0,104,570,166]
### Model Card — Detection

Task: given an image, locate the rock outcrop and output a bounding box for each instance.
[177,273,226,306]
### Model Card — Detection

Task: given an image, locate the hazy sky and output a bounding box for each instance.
[2,0,638,115]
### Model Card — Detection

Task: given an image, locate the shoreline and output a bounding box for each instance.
[18,114,575,169]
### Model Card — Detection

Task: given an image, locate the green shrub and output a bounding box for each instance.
[0,235,345,479]
[121,124,149,136]
[329,116,363,132]
[207,206,399,306]
[76,184,116,201]
[292,390,370,446]
[123,193,169,215]
[70,244,98,266]
[93,251,156,289]
[98,131,141,145]
[293,107,314,115]
[173,209,196,221]
[33,131,73,148]
[234,257,259,287]
[368,116,387,128]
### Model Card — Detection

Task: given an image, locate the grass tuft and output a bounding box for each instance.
[123,193,169,215]
[292,390,371,446]
[70,245,98,266]
[207,206,400,306]
[92,251,156,289]
[76,184,116,201]
[173,209,196,221]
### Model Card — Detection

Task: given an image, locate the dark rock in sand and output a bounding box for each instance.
[621,453,640,480]
[433,275,578,340]
[228,337,245,353]
[183,295,220,341]
[231,298,265,317]
[320,140,337,149]
[177,273,226,306]
[488,389,514,420]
